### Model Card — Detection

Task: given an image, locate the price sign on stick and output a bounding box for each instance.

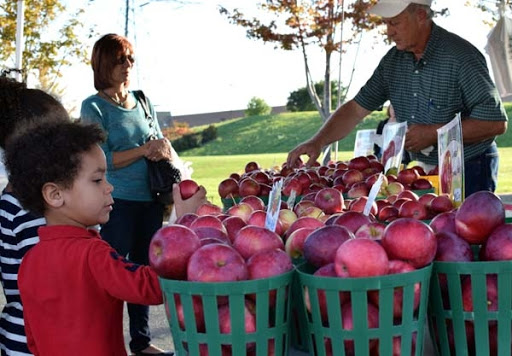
[265,180,283,232]
[286,189,297,211]
[364,173,385,216]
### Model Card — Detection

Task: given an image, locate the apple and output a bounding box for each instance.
[226,202,254,223]
[462,275,498,312]
[222,216,247,244]
[293,200,316,217]
[285,216,324,240]
[435,231,473,262]
[455,191,505,245]
[361,167,381,179]
[384,181,404,196]
[149,224,201,280]
[245,161,261,173]
[397,168,420,186]
[229,172,241,181]
[348,156,371,171]
[217,300,257,353]
[233,225,285,260]
[278,209,297,236]
[247,210,285,236]
[334,238,389,277]
[314,187,344,214]
[303,225,354,267]
[238,177,261,197]
[348,196,378,216]
[187,243,248,282]
[346,181,370,199]
[365,173,388,190]
[381,218,437,268]
[190,215,226,233]
[178,179,200,200]
[259,183,272,196]
[411,178,433,190]
[342,169,365,186]
[218,178,239,199]
[250,170,271,185]
[430,194,454,214]
[429,211,457,234]
[175,213,198,228]
[193,227,230,245]
[172,294,205,332]
[282,176,303,197]
[240,195,265,211]
[392,198,412,211]
[196,202,223,216]
[296,171,313,190]
[285,227,316,258]
[378,205,399,222]
[397,190,419,201]
[398,200,428,220]
[482,224,512,261]
[354,222,386,240]
[367,260,420,318]
[418,192,437,207]
[332,211,373,234]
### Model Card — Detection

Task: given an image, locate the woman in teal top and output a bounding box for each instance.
[80,33,175,356]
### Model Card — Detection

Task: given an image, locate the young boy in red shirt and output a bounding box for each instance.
[4,121,206,356]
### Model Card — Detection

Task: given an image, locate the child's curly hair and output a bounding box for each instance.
[0,76,69,149]
[5,121,106,215]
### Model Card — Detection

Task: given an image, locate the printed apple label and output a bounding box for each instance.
[382,122,407,173]
[354,129,377,157]
[265,180,283,232]
[437,114,464,206]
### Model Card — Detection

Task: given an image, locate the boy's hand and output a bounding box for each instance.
[172,183,207,218]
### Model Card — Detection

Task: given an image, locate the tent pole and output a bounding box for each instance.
[15,0,24,82]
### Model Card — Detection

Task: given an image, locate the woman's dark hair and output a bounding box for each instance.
[0,77,69,148]
[5,121,106,215]
[91,33,134,90]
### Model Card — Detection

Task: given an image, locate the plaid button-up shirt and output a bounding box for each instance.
[354,22,507,165]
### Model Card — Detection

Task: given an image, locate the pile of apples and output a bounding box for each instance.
[428,190,510,354]
[217,155,436,202]
[149,179,293,356]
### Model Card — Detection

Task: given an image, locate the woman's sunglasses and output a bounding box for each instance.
[116,55,135,65]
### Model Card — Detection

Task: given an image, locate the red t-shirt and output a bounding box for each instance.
[19,225,163,356]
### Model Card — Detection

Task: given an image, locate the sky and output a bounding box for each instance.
[52,0,501,117]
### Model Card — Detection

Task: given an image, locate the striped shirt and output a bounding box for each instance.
[355,22,508,165]
[0,191,43,356]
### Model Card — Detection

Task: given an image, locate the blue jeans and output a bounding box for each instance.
[464,142,499,198]
[99,198,164,353]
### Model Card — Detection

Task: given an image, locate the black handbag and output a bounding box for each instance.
[136,90,181,205]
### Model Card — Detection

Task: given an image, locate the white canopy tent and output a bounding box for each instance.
[486,15,512,102]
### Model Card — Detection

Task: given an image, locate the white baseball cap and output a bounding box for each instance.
[370,0,432,18]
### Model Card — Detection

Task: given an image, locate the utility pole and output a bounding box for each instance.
[15,0,24,82]
[125,0,130,37]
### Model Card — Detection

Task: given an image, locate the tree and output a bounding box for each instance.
[219,0,381,123]
[0,0,93,97]
[474,0,511,21]
[245,97,271,117]
[287,80,344,112]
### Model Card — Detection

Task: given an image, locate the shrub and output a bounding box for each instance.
[245,97,271,117]
[162,121,192,141]
[172,133,202,152]
[201,125,217,144]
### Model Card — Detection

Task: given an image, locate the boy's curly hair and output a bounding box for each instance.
[5,121,106,215]
[0,76,69,149]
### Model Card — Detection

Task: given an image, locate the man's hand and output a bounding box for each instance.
[405,123,440,152]
[172,183,207,218]
[286,139,322,168]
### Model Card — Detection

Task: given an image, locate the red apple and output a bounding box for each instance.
[226,202,253,223]
[435,231,473,262]
[348,156,371,171]
[430,194,454,214]
[193,227,230,245]
[229,172,241,181]
[348,196,378,216]
[314,187,345,214]
[346,181,370,199]
[397,168,420,186]
[354,222,386,240]
[222,216,247,244]
[378,205,399,222]
[429,211,457,234]
[250,170,270,185]
[240,195,265,211]
[190,215,226,233]
[293,200,316,216]
[384,181,405,196]
[284,216,324,239]
[303,225,354,267]
[282,176,303,197]
[179,179,200,200]
[196,202,223,216]
[411,178,433,190]
[398,200,428,220]
[233,225,284,260]
[218,178,239,199]
[381,218,437,268]
[482,224,512,261]
[462,275,498,312]
[149,224,201,280]
[285,227,316,259]
[244,161,261,173]
[342,169,365,186]
[278,209,298,236]
[455,191,505,245]
[187,243,248,282]
[334,238,389,277]
[172,294,205,331]
[175,213,198,228]
[332,211,373,234]
[418,192,437,207]
[397,190,419,201]
[238,178,261,197]
[217,300,257,353]
[258,183,272,196]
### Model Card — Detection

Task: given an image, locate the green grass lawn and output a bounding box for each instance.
[176,103,512,206]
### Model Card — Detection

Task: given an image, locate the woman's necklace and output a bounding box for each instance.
[102,90,128,106]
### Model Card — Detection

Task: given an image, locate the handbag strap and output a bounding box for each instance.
[135,90,158,140]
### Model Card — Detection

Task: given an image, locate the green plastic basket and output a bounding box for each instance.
[428,250,512,356]
[289,258,310,352]
[159,269,294,356]
[296,263,432,356]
